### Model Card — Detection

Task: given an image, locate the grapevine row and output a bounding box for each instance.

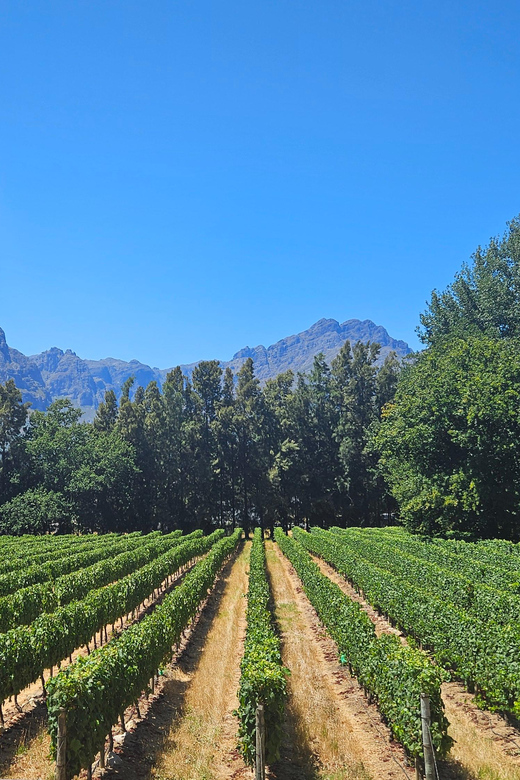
[236,529,288,765]
[0,530,194,633]
[330,527,520,624]
[47,528,243,779]
[276,529,450,758]
[0,530,222,708]
[336,526,520,592]
[0,531,158,597]
[301,528,520,716]
[0,531,144,576]
[0,532,122,555]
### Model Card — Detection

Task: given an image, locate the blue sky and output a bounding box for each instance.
[1,0,519,367]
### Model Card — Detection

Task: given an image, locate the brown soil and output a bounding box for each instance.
[265,541,412,780]
[312,552,520,780]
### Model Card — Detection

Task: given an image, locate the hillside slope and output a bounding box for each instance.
[0,318,412,415]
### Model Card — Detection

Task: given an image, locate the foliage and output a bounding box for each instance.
[377,336,520,538]
[419,215,520,345]
[0,344,401,535]
[0,530,146,597]
[46,529,242,779]
[0,531,193,632]
[236,529,288,765]
[0,531,209,704]
[0,487,72,535]
[276,528,451,758]
[310,527,520,717]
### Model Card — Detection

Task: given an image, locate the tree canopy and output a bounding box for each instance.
[380,214,520,539]
[0,342,400,535]
[419,215,520,346]
[378,337,520,539]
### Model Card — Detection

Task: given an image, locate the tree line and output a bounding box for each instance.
[3,214,520,540]
[0,341,400,535]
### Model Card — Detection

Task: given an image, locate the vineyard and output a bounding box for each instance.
[1,528,520,780]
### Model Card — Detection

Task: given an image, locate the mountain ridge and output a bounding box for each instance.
[0,318,412,417]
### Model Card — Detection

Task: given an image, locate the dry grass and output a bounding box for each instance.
[265,542,372,780]
[441,687,520,780]
[1,722,54,780]
[151,542,252,780]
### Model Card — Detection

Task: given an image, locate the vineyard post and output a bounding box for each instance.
[420,693,435,780]
[56,708,67,780]
[255,703,265,780]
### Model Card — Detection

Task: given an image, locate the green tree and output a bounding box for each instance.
[419,215,520,346]
[93,389,118,432]
[378,337,520,539]
[213,368,239,528]
[263,370,298,532]
[0,379,30,503]
[235,358,269,535]
[69,428,138,532]
[192,361,223,525]
[0,487,72,535]
[331,340,381,524]
[161,367,188,529]
[291,355,339,527]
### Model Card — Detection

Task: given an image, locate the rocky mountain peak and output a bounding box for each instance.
[0,318,412,417]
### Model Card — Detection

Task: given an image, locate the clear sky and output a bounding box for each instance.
[1,0,519,368]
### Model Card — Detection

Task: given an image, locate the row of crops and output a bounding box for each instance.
[295,526,520,716]
[275,529,451,759]
[3,524,520,778]
[47,528,242,777]
[234,529,452,768]
[0,528,242,778]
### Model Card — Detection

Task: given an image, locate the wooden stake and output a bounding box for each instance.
[421,693,435,780]
[55,708,67,780]
[99,739,106,769]
[255,703,265,780]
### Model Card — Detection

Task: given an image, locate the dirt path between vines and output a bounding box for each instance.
[312,552,520,780]
[265,541,411,780]
[148,541,252,780]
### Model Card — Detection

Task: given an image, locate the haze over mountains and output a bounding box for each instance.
[0,318,412,417]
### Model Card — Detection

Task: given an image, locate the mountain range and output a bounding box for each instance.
[0,318,412,418]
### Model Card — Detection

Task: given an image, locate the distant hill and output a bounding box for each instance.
[0,318,412,418]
